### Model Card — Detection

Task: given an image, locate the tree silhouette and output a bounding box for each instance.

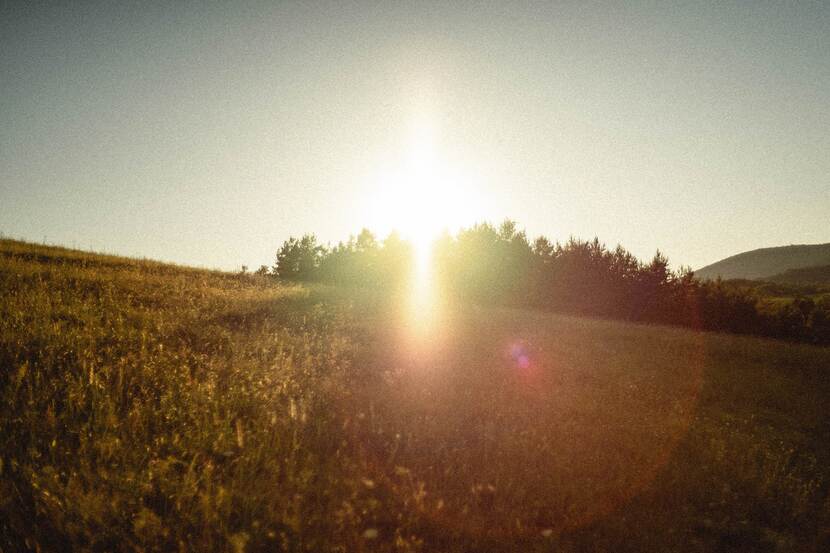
[274,234,324,280]
[270,220,830,345]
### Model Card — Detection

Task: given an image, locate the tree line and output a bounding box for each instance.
[265,221,830,345]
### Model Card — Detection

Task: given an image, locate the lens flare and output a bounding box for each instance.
[508,340,533,373]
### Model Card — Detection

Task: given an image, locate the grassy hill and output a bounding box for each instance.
[696,243,830,281]
[2,239,830,552]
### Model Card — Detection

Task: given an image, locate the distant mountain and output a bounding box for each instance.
[695,243,830,281]
[768,264,830,287]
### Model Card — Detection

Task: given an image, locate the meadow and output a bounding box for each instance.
[2,239,830,552]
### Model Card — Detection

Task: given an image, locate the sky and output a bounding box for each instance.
[2,1,829,271]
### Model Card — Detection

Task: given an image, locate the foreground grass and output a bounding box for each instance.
[1,239,829,552]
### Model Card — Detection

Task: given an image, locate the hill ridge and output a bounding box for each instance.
[696,242,830,280]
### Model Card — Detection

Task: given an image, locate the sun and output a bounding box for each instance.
[367,114,483,258]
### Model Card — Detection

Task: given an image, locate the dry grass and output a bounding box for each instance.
[2,239,829,552]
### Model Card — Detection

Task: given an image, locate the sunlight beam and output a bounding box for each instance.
[363,102,488,337]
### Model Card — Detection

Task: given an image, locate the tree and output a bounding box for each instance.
[274,234,323,280]
[532,236,554,259]
[355,228,377,252]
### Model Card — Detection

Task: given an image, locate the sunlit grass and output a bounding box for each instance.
[2,238,830,551]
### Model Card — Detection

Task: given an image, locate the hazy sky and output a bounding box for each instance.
[2,1,829,270]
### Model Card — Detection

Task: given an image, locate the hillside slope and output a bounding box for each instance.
[2,239,830,551]
[768,264,830,287]
[696,243,830,280]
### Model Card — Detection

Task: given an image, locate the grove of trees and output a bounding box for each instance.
[269,221,830,345]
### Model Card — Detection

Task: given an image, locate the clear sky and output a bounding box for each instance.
[2,1,828,271]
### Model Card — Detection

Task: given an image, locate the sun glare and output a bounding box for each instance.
[369,113,483,260]
[366,109,484,333]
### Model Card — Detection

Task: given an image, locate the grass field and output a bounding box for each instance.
[2,239,830,552]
